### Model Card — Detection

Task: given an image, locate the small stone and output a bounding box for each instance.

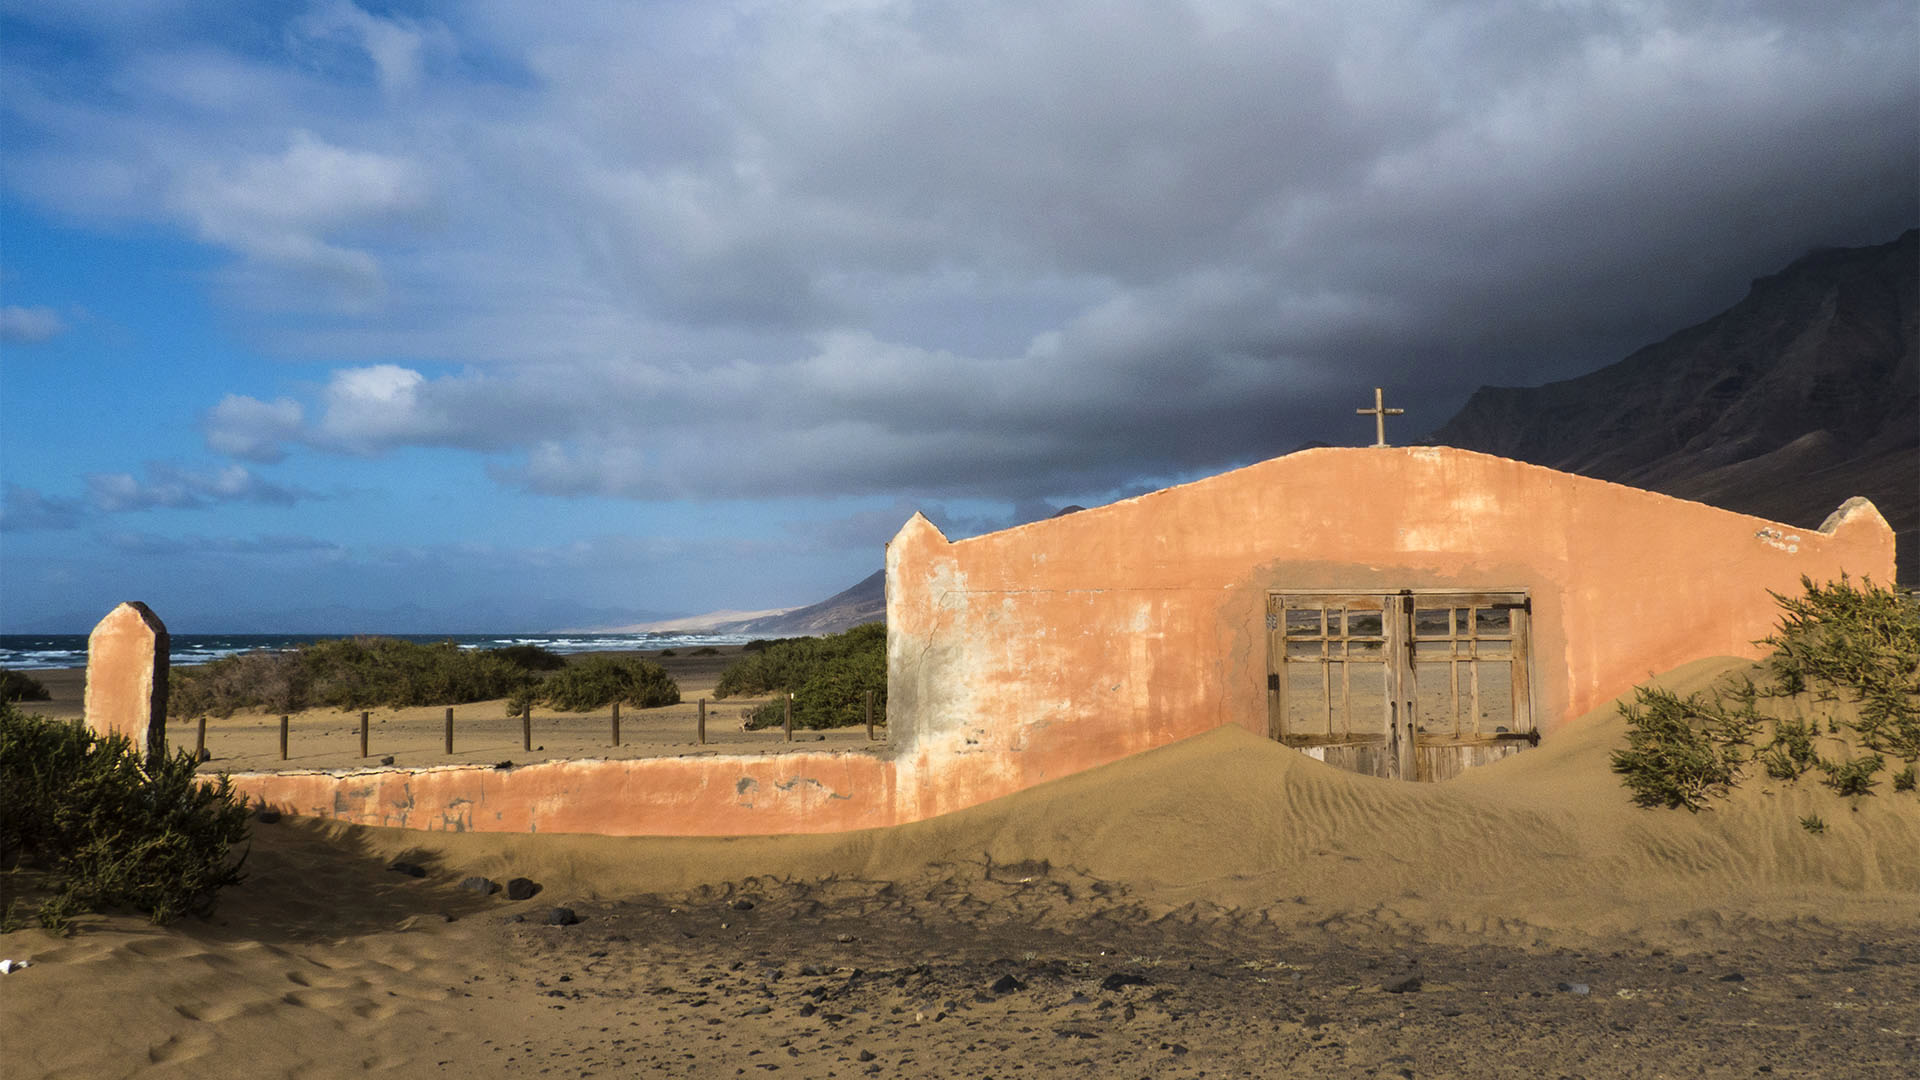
[506,877,540,901]
[743,1004,771,1015]
[1717,972,1745,982]
[379,755,395,766]
[1670,963,1689,974]
[1558,982,1590,995]
[1382,976,1422,994]
[1169,1044,1190,1057]
[461,876,500,895]
[730,899,756,911]
[798,1003,817,1017]
[389,860,427,878]
[988,974,1026,995]
[856,1050,876,1062]
[835,933,854,944]
[543,907,579,926]
[1100,972,1153,992]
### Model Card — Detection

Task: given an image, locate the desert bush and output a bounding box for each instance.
[1610,687,1745,811]
[1760,717,1821,780]
[1799,814,1827,835]
[0,669,51,703]
[690,646,720,657]
[1763,574,1919,761]
[719,623,885,730]
[1894,765,1916,792]
[537,656,680,711]
[1819,753,1884,797]
[171,638,538,717]
[488,644,568,672]
[0,702,251,927]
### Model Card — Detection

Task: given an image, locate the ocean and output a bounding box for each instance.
[0,631,755,670]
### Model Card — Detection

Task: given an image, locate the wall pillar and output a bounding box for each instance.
[84,602,170,764]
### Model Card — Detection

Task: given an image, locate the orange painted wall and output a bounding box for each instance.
[230,447,1895,836]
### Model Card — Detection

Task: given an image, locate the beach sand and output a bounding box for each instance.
[3,656,1916,1077]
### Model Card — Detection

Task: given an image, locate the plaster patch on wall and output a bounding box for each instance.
[1754,526,1801,554]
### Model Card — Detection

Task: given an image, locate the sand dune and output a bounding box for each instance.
[5,656,1916,1077]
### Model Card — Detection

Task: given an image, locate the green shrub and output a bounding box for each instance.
[0,669,51,703]
[1799,814,1827,835]
[1819,753,1884,797]
[657,649,677,658]
[171,638,538,717]
[1763,574,1919,761]
[741,639,774,653]
[690,646,720,657]
[1610,687,1744,811]
[1893,765,1916,792]
[1760,717,1821,780]
[719,623,885,730]
[537,656,680,711]
[488,644,568,672]
[1,702,251,927]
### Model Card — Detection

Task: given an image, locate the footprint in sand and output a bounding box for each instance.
[146,1030,215,1065]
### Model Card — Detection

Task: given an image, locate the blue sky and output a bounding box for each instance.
[2,1,1915,633]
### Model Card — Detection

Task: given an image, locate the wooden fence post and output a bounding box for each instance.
[444,707,454,754]
[697,698,707,745]
[784,693,793,742]
[195,714,207,760]
[279,715,289,761]
[522,702,532,751]
[865,689,875,741]
[611,700,621,747]
[360,710,370,758]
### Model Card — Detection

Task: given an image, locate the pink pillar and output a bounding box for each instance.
[84,602,170,764]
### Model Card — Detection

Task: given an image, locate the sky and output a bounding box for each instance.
[1,1,1915,634]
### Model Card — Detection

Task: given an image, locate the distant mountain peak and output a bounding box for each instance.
[1430,229,1917,584]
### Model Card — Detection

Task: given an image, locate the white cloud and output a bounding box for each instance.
[0,305,66,343]
[85,463,320,512]
[203,394,305,462]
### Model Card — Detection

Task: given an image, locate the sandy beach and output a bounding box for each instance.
[4,656,1917,1078]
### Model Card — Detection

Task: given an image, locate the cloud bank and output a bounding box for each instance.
[8,0,1916,508]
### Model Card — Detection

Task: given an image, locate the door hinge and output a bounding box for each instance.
[1267,673,1280,692]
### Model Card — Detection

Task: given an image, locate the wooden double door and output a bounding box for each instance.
[1265,591,1536,781]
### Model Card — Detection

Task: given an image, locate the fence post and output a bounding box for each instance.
[360,710,370,758]
[444,707,454,754]
[195,714,207,760]
[865,689,875,741]
[784,693,793,742]
[611,700,621,747]
[697,698,706,745]
[279,715,289,761]
[522,701,532,751]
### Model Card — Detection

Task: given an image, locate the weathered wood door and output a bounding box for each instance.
[1265,591,1535,781]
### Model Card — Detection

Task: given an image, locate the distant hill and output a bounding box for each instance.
[1430,230,1918,585]
[717,570,885,637]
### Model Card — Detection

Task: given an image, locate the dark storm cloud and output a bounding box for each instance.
[12,1,1916,505]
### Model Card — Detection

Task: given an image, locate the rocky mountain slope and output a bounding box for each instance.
[1431,230,1917,584]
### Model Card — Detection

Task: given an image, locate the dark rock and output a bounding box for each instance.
[1382,976,1423,994]
[1100,972,1153,992]
[460,876,500,895]
[743,1004,771,1015]
[1558,982,1591,995]
[856,1050,876,1062]
[730,899,756,911]
[988,974,1026,995]
[798,1003,816,1017]
[1717,972,1745,982]
[389,860,427,878]
[493,760,514,770]
[379,755,395,766]
[506,877,541,901]
[543,907,579,926]
[1169,1044,1190,1057]
[1053,1028,1099,1040]
[503,914,525,923]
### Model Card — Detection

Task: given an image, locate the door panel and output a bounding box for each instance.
[1268,590,1534,781]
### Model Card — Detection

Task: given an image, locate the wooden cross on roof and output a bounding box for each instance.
[1356,387,1404,447]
